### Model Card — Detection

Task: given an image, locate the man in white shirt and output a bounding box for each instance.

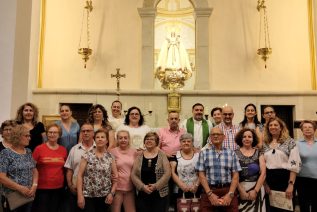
[108,100,125,130]
[180,103,213,149]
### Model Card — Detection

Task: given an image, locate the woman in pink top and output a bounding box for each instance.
[110,130,138,212]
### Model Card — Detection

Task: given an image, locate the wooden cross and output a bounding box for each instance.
[111,68,126,96]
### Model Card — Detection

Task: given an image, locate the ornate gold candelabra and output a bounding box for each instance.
[78,0,93,68]
[257,0,272,68]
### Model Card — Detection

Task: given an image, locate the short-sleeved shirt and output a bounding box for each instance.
[64,142,96,185]
[297,139,317,179]
[82,151,114,197]
[216,122,240,150]
[0,148,36,194]
[158,127,185,155]
[196,144,241,185]
[110,147,137,191]
[175,151,199,186]
[33,143,67,189]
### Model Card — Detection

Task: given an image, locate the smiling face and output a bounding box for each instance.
[245,105,256,119]
[129,109,141,125]
[60,105,72,121]
[117,131,130,149]
[111,101,122,118]
[20,129,31,147]
[263,107,276,123]
[222,106,234,125]
[80,124,94,143]
[242,130,253,148]
[144,136,157,150]
[192,105,204,121]
[301,123,315,138]
[168,112,180,130]
[180,138,193,151]
[1,126,13,142]
[209,128,224,147]
[268,120,282,137]
[47,126,60,143]
[22,105,34,122]
[212,109,222,125]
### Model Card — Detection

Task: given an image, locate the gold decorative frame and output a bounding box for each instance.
[42,115,60,127]
[167,92,181,112]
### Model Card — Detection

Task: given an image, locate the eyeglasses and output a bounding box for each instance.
[129,113,140,116]
[3,128,12,132]
[81,129,93,133]
[264,111,274,115]
[23,134,31,138]
[48,131,59,134]
[223,113,233,116]
[210,133,223,136]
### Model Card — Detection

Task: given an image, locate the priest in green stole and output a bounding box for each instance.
[180,103,213,149]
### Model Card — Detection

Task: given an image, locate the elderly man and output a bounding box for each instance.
[64,123,96,212]
[216,106,240,150]
[158,111,185,159]
[181,103,213,149]
[196,127,241,212]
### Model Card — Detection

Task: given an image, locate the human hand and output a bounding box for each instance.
[17,185,31,197]
[285,184,293,199]
[248,190,257,201]
[105,193,113,204]
[239,190,249,200]
[208,193,220,206]
[69,184,77,195]
[148,184,157,192]
[220,193,232,206]
[143,185,153,194]
[77,194,85,209]
[264,183,271,195]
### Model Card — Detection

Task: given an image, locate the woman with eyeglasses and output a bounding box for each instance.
[262,117,301,212]
[32,124,67,212]
[131,132,171,212]
[0,120,17,151]
[296,120,317,212]
[0,125,38,212]
[15,102,46,152]
[116,106,151,151]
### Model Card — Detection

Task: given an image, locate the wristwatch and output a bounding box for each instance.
[228,192,234,198]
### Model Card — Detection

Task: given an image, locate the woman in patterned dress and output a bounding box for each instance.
[235,128,266,212]
[77,129,118,212]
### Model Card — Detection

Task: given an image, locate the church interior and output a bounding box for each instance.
[1,0,317,138]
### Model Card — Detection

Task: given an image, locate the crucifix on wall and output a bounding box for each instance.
[111,68,126,99]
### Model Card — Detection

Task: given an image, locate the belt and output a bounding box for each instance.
[209,183,231,188]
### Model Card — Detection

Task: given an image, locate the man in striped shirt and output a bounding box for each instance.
[196,127,241,211]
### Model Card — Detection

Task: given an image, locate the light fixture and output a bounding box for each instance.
[78,0,93,68]
[257,0,272,68]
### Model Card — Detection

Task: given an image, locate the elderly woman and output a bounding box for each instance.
[235,129,266,212]
[170,133,200,210]
[131,132,171,212]
[0,125,38,212]
[15,102,45,151]
[117,106,151,151]
[77,129,118,212]
[263,117,301,212]
[55,104,80,153]
[110,130,138,212]
[32,123,67,212]
[0,120,17,151]
[296,120,317,212]
[87,104,116,149]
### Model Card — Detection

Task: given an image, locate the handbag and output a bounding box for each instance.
[5,191,34,210]
[177,193,201,212]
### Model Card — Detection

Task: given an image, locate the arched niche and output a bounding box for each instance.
[138,0,212,90]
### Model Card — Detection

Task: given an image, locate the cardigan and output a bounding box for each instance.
[131,149,171,197]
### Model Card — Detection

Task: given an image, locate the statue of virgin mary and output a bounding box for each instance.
[155,27,192,90]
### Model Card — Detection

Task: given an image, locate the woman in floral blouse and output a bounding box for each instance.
[77,129,118,212]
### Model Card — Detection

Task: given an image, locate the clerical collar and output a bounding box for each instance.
[193,119,202,124]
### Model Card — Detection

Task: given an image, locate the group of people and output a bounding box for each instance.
[0,101,315,212]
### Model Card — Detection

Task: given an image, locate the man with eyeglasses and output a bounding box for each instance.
[180,103,213,150]
[262,105,276,125]
[216,106,240,150]
[196,127,241,211]
[64,123,96,212]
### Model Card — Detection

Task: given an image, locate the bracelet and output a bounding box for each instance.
[32,183,38,187]
[207,190,213,196]
[288,181,294,185]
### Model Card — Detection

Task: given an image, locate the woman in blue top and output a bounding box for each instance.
[296,120,317,212]
[55,104,80,154]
